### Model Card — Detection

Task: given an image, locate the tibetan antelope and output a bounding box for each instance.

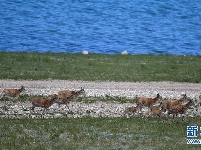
[149,105,165,117]
[58,87,85,99]
[160,94,187,111]
[55,87,85,109]
[136,93,162,113]
[167,99,193,118]
[30,94,58,114]
[55,94,74,109]
[2,86,25,99]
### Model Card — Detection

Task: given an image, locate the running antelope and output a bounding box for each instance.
[2,86,25,99]
[55,87,85,108]
[136,93,162,112]
[30,94,58,114]
[160,94,187,111]
[149,105,165,117]
[167,99,193,118]
[58,87,85,99]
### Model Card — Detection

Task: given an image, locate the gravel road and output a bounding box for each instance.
[0,79,201,99]
[0,79,200,118]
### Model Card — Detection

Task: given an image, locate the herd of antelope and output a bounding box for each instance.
[1,85,201,117]
[125,93,198,118]
[1,86,86,114]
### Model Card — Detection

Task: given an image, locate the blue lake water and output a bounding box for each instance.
[0,0,201,55]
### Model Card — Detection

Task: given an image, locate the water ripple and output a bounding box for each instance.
[0,0,200,55]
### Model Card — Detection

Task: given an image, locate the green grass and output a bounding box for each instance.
[0,117,200,149]
[0,52,201,149]
[0,52,201,83]
[0,95,200,149]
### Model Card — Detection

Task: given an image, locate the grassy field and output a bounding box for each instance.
[1,117,201,150]
[0,92,200,149]
[0,52,200,83]
[1,52,201,149]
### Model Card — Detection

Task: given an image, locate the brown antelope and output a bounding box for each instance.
[149,105,165,117]
[54,94,74,109]
[2,86,25,98]
[167,99,193,118]
[160,94,187,111]
[124,106,138,115]
[136,93,162,112]
[58,87,85,99]
[55,87,85,108]
[30,94,58,114]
